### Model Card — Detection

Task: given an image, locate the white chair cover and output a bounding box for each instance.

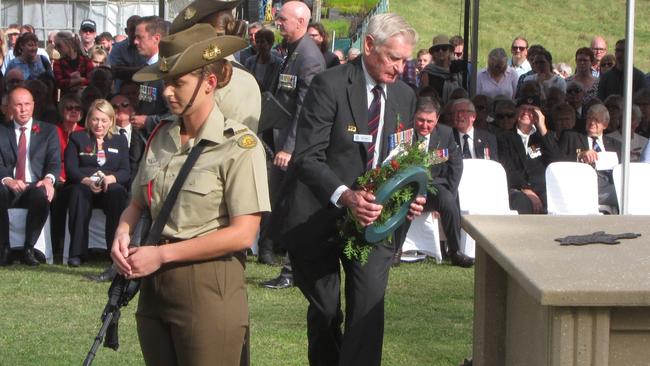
[458,159,518,258]
[545,162,600,215]
[8,209,53,264]
[63,209,108,264]
[612,163,650,214]
[402,212,442,263]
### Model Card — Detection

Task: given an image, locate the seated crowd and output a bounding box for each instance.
[1,15,649,275]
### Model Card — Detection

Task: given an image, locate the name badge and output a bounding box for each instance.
[527,145,542,159]
[353,134,373,143]
[278,73,297,91]
[108,148,119,153]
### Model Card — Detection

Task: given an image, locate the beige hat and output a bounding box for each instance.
[170,0,241,35]
[429,34,452,54]
[133,24,246,82]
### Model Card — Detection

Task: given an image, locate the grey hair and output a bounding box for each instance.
[366,13,417,47]
[488,48,507,64]
[416,96,440,114]
[587,103,610,125]
[450,98,476,113]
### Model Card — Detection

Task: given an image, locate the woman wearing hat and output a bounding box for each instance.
[111,24,270,365]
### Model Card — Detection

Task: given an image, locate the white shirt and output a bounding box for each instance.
[330,58,388,207]
[517,124,537,155]
[147,53,159,66]
[457,127,476,159]
[509,58,531,78]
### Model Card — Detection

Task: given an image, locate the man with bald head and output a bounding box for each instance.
[590,36,608,78]
[260,0,326,279]
[0,88,60,266]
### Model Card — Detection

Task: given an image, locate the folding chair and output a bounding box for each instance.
[612,163,650,214]
[458,159,518,258]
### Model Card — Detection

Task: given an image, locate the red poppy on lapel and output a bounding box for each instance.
[31,124,40,134]
[395,114,405,133]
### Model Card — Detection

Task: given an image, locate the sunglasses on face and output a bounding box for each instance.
[601,62,614,67]
[511,46,526,52]
[65,105,82,111]
[496,113,515,119]
[112,102,131,110]
[431,46,451,53]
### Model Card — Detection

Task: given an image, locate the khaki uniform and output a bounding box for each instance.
[131,103,270,366]
[214,55,261,133]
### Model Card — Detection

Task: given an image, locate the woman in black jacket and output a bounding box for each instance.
[64,99,129,266]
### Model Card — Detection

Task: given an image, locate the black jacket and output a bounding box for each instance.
[64,130,130,186]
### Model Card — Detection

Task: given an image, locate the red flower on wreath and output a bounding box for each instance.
[31,124,40,134]
[390,159,400,170]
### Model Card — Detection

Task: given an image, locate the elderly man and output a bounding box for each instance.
[509,37,531,77]
[560,104,621,206]
[598,39,647,101]
[260,0,326,283]
[590,36,608,78]
[273,13,425,365]
[451,98,498,161]
[0,88,60,266]
[414,97,473,268]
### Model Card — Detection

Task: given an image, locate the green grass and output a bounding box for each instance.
[0,257,473,365]
[324,0,378,15]
[336,0,650,71]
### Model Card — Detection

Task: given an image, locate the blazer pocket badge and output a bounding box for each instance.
[108,148,119,154]
[278,73,297,91]
[347,124,357,133]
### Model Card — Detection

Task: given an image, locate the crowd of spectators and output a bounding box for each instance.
[1,14,649,274]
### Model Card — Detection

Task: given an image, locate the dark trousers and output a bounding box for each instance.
[290,239,394,366]
[426,184,462,254]
[509,188,547,214]
[0,184,50,249]
[67,183,128,258]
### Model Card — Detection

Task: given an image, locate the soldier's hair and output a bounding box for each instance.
[366,13,417,48]
[138,16,167,37]
[194,59,233,90]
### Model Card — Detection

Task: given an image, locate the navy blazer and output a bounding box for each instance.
[64,130,130,185]
[0,120,61,181]
[277,58,417,250]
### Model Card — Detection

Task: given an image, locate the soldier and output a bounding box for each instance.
[111,25,270,365]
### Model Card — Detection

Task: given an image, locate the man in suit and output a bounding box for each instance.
[498,96,562,214]
[0,87,61,266]
[261,0,326,281]
[414,97,473,267]
[451,98,499,161]
[276,13,425,366]
[559,103,621,207]
[111,93,145,184]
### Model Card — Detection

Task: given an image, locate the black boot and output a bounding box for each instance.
[21,247,40,266]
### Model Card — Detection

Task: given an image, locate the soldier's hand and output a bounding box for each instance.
[339,189,383,227]
[125,246,163,278]
[407,196,426,220]
[111,231,132,276]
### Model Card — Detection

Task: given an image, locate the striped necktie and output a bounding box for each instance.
[462,134,472,159]
[592,137,602,152]
[367,85,383,170]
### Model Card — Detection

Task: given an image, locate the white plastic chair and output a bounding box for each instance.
[612,163,650,214]
[545,162,600,215]
[402,212,442,263]
[8,209,53,264]
[458,159,518,258]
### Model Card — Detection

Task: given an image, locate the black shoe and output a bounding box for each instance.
[449,251,474,268]
[21,248,40,266]
[391,248,402,267]
[257,252,276,265]
[68,256,81,267]
[85,266,117,282]
[261,275,293,289]
[0,245,12,266]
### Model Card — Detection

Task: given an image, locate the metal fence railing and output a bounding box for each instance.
[349,0,389,50]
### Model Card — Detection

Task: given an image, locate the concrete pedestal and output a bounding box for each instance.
[462,215,650,366]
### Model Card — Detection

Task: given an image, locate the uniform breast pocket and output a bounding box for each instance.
[172,170,222,225]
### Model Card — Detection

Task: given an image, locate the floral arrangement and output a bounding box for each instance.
[339,143,442,264]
